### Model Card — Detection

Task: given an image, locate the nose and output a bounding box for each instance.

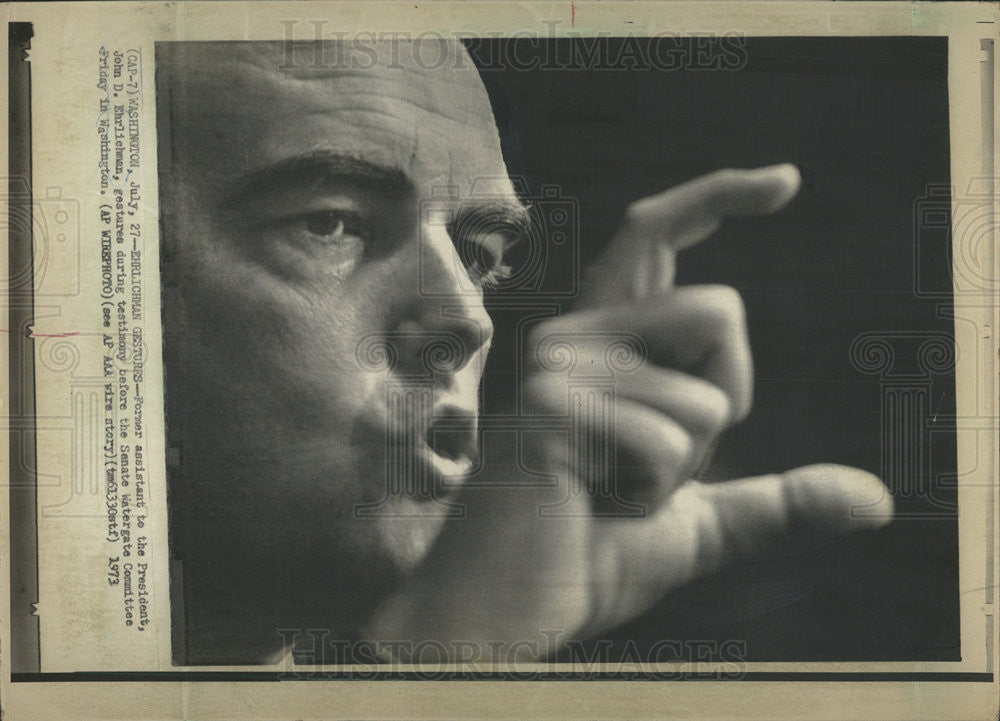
[391,222,494,378]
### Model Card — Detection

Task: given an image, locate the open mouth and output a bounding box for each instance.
[423,408,479,481]
[382,403,479,500]
[426,409,479,468]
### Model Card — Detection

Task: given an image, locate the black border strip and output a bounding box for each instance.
[9,672,995,683]
[7,20,41,675]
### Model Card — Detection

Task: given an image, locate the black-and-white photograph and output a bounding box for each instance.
[5,1,1000,717]
[156,35,957,669]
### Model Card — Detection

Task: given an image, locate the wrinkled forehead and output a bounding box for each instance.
[159,40,515,201]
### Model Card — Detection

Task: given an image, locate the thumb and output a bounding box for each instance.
[696,463,894,567]
[583,464,893,635]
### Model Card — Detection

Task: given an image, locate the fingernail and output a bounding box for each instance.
[758,163,802,210]
[761,162,801,187]
[844,468,895,529]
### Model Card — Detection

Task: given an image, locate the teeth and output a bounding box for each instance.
[430,451,472,478]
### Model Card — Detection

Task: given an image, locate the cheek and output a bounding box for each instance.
[171,238,391,435]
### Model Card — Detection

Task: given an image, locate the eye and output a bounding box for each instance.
[462,233,513,290]
[265,208,373,257]
[444,203,529,290]
[250,208,370,278]
[301,210,362,243]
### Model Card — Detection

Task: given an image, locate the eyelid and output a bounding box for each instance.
[247,209,373,262]
[449,218,525,269]
[475,230,512,254]
[446,203,531,240]
[278,195,363,218]
[469,260,513,290]
[251,200,370,235]
[233,183,365,220]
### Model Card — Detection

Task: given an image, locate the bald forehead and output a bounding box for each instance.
[160,40,496,122]
[158,40,511,197]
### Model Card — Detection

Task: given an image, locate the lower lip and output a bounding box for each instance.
[383,442,471,499]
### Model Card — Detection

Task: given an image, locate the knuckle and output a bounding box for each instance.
[732,391,754,423]
[700,284,746,329]
[622,200,644,229]
[694,384,733,433]
[653,421,693,467]
[706,168,741,186]
[623,196,657,228]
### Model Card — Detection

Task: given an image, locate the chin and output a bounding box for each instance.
[365,503,454,572]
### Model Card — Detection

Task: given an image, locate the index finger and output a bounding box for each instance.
[626,163,801,298]
[622,164,803,252]
[580,164,802,307]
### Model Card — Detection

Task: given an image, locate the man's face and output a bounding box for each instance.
[161,42,524,623]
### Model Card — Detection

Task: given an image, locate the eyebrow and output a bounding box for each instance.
[223,149,532,243]
[222,151,414,209]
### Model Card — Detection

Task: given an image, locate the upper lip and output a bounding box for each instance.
[380,401,479,499]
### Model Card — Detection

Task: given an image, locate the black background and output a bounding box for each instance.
[467,36,958,661]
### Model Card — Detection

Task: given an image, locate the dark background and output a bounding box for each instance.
[467,36,958,661]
